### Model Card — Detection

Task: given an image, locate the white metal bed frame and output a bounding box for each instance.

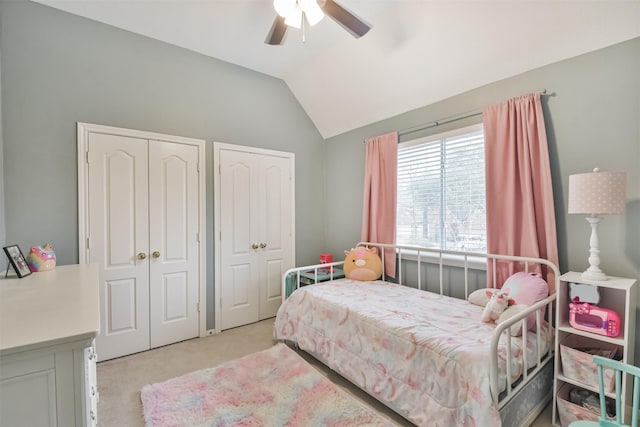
[281,242,559,424]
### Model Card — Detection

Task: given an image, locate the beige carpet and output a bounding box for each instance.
[96,318,554,427]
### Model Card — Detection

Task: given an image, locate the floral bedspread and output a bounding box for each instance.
[274,279,551,427]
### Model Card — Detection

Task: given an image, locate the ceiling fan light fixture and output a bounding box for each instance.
[284,6,303,29]
[266,0,369,45]
[273,0,323,30]
[300,0,324,26]
[273,0,295,18]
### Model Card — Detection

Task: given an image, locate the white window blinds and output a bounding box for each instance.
[397,124,486,251]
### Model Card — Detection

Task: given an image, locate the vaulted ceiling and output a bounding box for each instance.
[32,0,640,138]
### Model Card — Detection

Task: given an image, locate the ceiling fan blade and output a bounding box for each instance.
[265,15,287,45]
[321,0,371,38]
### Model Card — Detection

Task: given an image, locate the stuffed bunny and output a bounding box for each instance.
[481,289,512,323]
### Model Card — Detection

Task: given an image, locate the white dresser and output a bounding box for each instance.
[0,264,100,427]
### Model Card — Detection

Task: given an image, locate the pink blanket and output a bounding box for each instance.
[275,279,551,427]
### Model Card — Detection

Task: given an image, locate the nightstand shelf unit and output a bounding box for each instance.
[284,268,345,298]
[552,271,637,427]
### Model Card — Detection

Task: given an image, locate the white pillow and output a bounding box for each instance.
[498,304,530,336]
[468,288,497,307]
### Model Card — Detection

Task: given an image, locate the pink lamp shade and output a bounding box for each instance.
[568,169,627,215]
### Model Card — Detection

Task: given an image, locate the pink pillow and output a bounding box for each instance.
[501,272,549,331]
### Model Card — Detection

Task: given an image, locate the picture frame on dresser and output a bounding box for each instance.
[3,245,32,278]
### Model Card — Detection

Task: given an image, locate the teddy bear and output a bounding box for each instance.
[343,247,382,281]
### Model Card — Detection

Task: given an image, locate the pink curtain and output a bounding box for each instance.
[483,93,558,293]
[362,131,398,277]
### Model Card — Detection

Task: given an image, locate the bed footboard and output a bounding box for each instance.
[490,292,556,407]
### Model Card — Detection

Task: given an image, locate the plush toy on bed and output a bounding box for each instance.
[343,247,382,281]
[469,271,549,335]
[481,289,515,323]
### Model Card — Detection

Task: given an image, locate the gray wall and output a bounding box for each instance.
[0,1,327,329]
[0,23,5,274]
[324,37,640,359]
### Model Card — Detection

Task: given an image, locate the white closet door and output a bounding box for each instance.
[218,146,293,330]
[148,140,200,348]
[219,149,260,330]
[88,133,150,361]
[257,155,292,320]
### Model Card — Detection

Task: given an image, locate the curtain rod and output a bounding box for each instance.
[394,89,549,139]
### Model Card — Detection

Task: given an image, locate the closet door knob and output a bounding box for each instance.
[259,243,267,248]
[251,243,259,250]
[152,251,160,258]
[137,252,147,260]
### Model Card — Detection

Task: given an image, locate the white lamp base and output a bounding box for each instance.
[581,215,609,281]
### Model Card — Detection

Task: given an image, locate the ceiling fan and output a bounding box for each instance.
[265,0,371,45]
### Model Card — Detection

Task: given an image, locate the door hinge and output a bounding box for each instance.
[86,151,90,164]
[86,237,90,249]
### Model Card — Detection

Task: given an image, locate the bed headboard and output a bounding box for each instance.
[284,243,560,301]
[356,242,560,296]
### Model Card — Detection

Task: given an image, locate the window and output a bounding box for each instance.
[396,124,486,252]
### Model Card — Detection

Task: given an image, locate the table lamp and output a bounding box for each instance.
[568,168,627,281]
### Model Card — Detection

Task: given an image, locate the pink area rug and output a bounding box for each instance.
[140,343,395,426]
